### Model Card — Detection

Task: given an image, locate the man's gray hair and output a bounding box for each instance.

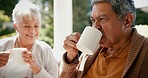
[91,0,136,27]
[12,0,41,25]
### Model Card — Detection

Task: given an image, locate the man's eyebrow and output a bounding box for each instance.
[91,13,109,18]
[98,14,108,17]
[90,14,108,20]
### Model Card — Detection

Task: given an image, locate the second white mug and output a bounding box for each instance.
[9,48,27,66]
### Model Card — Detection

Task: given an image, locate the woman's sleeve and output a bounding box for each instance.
[34,46,59,78]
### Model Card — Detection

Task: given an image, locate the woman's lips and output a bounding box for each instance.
[26,34,36,38]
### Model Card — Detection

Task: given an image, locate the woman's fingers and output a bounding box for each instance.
[22,51,35,64]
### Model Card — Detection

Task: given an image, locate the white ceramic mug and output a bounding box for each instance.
[76,26,102,55]
[9,48,27,66]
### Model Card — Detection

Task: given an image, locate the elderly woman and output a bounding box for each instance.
[0,0,58,78]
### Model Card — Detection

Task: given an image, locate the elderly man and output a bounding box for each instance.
[59,0,148,78]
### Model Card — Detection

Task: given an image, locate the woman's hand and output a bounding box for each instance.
[0,50,11,67]
[22,51,41,74]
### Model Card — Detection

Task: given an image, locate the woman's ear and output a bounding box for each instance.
[13,23,18,32]
[124,13,134,29]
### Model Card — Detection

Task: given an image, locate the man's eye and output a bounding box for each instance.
[98,17,106,23]
[90,18,95,23]
[100,18,104,20]
[99,17,105,21]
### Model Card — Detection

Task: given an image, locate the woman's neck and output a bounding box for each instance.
[17,37,33,51]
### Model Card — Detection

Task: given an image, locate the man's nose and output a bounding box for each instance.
[92,21,102,30]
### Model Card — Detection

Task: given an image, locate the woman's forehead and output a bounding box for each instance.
[20,15,40,24]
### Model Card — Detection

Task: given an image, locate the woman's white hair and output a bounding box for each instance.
[12,0,41,25]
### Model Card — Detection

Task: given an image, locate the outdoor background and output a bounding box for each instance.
[0,0,148,47]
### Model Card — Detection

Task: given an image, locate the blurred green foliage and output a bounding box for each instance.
[0,11,10,22]
[136,9,148,25]
[0,10,15,36]
[73,0,91,34]
[0,0,18,16]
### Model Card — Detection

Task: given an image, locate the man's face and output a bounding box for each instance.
[91,2,127,48]
[14,16,40,45]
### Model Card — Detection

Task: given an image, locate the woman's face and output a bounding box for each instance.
[14,16,41,45]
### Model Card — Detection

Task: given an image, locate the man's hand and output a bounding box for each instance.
[63,32,81,63]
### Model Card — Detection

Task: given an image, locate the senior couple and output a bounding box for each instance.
[0,0,148,78]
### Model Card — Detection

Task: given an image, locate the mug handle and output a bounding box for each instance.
[8,51,13,63]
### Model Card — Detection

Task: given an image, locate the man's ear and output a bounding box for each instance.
[124,13,134,29]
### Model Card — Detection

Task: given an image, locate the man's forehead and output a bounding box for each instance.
[91,3,114,15]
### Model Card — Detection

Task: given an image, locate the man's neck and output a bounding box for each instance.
[107,29,133,55]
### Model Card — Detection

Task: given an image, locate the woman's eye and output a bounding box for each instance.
[24,26,30,28]
[35,26,39,28]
